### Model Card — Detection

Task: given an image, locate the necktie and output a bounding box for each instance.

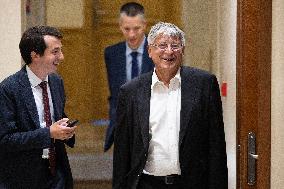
[131,51,138,79]
[39,81,56,176]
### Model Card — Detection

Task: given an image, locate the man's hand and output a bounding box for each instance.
[50,118,77,140]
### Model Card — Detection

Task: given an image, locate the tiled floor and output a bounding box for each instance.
[69,153,112,181]
[67,123,113,188]
[74,180,111,189]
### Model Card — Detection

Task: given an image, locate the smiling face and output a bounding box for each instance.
[119,15,146,50]
[148,34,184,78]
[37,35,64,75]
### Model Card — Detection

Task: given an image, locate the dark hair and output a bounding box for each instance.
[120,2,144,17]
[19,25,63,64]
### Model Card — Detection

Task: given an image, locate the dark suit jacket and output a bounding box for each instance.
[104,40,154,151]
[0,66,74,189]
[113,66,228,189]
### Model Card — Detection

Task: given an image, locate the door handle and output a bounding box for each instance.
[249,153,259,160]
[248,132,258,185]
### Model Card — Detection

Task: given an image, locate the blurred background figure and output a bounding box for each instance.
[104,2,154,152]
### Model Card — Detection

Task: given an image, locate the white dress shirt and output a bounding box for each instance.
[144,68,181,176]
[26,66,55,157]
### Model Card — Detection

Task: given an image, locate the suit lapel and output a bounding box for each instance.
[118,43,127,83]
[18,66,40,128]
[136,73,152,149]
[179,67,198,148]
[141,40,150,74]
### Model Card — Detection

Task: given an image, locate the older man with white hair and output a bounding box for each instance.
[113,22,228,189]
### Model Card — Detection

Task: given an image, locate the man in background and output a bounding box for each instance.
[0,26,77,189]
[104,2,154,152]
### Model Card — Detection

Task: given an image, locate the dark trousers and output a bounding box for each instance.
[0,161,66,189]
[42,159,66,189]
[46,169,66,189]
[137,174,182,189]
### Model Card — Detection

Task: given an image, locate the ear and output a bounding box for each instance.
[147,45,152,58]
[181,46,185,56]
[30,51,40,61]
[119,24,123,32]
[119,18,124,32]
[142,20,147,30]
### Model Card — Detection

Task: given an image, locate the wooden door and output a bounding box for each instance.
[237,0,272,188]
[57,0,182,123]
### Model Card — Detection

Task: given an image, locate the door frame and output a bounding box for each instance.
[237,0,272,188]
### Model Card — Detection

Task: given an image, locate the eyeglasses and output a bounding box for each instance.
[150,43,183,51]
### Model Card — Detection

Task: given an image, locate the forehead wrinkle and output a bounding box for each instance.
[154,34,181,44]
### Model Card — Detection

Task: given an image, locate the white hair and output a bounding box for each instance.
[147,22,185,46]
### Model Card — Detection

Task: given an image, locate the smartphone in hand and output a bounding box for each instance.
[66,119,79,127]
